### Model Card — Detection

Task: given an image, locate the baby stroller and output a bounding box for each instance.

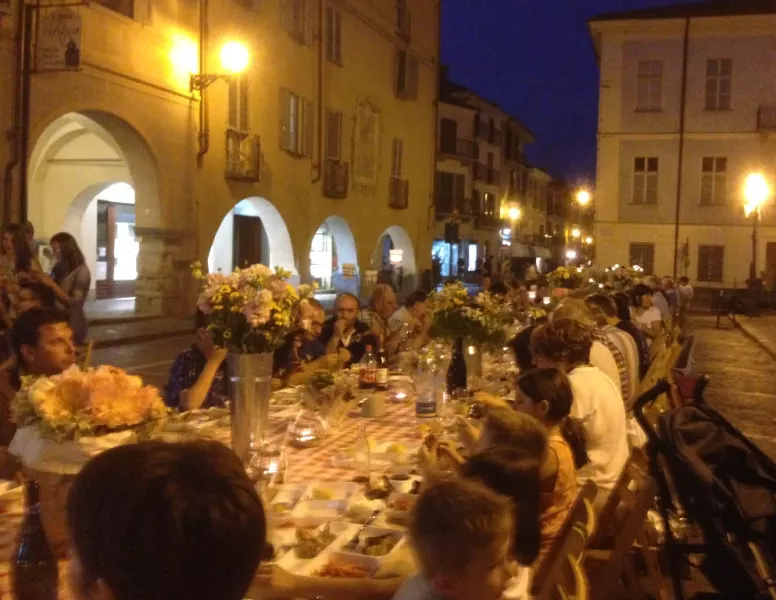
[633,377,776,599]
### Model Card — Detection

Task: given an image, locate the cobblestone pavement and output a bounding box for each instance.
[688,315,776,460]
[90,334,191,392]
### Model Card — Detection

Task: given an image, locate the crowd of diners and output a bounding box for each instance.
[0,266,691,600]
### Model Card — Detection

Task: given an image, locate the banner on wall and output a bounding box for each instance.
[36,7,82,71]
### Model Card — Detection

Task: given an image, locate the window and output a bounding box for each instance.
[325,6,342,64]
[435,171,465,213]
[228,76,249,132]
[325,109,342,161]
[700,157,727,206]
[632,157,659,204]
[635,60,662,111]
[439,118,457,154]
[280,0,306,44]
[488,118,495,143]
[483,193,496,217]
[629,243,655,274]
[697,245,724,282]
[396,0,410,39]
[486,152,494,184]
[391,139,403,178]
[96,0,134,18]
[705,59,732,110]
[280,88,313,156]
[394,49,418,100]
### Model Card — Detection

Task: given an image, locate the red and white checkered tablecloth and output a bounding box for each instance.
[208,397,423,483]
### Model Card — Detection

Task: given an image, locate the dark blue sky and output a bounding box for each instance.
[441,0,698,184]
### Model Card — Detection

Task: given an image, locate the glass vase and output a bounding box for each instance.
[228,352,275,464]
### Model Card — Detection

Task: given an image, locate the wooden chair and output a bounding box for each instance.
[533,481,597,599]
[535,517,592,600]
[586,451,667,600]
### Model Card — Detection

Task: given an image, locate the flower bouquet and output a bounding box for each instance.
[547,266,582,290]
[193,262,316,463]
[9,365,168,473]
[9,365,168,555]
[193,262,315,354]
[427,282,506,350]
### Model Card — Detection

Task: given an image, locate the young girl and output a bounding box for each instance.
[512,368,584,569]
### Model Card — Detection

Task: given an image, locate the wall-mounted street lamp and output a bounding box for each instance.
[190,41,249,92]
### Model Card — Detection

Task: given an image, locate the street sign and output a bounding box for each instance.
[36,7,82,71]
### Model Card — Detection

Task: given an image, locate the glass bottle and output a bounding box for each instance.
[446,337,468,394]
[12,481,58,600]
[376,335,389,390]
[358,345,377,389]
[353,424,371,481]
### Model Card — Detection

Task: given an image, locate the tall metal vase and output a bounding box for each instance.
[228,353,274,464]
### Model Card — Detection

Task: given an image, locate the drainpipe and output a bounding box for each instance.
[3,0,26,223]
[311,0,324,183]
[18,1,33,223]
[195,0,210,165]
[672,17,690,279]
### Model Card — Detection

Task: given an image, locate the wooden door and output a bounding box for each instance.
[232,215,263,269]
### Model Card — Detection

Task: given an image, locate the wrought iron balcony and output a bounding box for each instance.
[389,177,409,209]
[225,129,260,182]
[323,159,349,198]
[438,138,477,162]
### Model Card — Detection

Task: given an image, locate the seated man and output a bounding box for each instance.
[166,310,228,411]
[319,292,377,366]
[298,297,326,362]
[67,440,266,600]
[388,289,431,352]
[11,307,75,382]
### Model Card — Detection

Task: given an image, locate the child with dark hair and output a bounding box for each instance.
[513,368,582,567]
[166,310,228,411]
[67,440,266,600]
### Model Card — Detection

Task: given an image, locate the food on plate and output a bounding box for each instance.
[310,488,334,501]
[271,502,292,514]
[364,476,391,500]
[383,443,407,455]
[354,533,399,557]
[315,560,373,579]
[294,526,336,559]
[387,496,415,513]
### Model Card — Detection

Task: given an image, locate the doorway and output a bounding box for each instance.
[232,214,263,269]
[95,200,137,299]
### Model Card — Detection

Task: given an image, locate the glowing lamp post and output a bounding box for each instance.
[743,172,769,285]
[190,40,249,91]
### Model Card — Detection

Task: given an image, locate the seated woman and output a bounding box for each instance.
[531,320,628,509]
[631,284,663,341]
[273,328,349,388]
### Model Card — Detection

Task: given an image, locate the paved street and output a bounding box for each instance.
[90,334,192,393]
[687,316,776,460]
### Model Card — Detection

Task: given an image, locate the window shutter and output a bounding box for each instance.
[302,98,314,157]
[228,78,239,130]
[394,50,406,97]
[325,6,334,61]
[407,55,419,100]
[239,77,249,132]
[334,8,342,62]
[325,110,341,161]
[280,0,291,33]
[279,88,291,151]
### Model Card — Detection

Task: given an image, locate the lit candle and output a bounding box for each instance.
[528,291,536,301]
[542,297,551,306]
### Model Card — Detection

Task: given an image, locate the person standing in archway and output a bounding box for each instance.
[0,224,42,325]
[30,232,91,346]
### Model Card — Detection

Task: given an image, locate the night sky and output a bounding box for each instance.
[441,0,701,184]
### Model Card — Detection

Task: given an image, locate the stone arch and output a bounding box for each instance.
[27,111,161,308]
[208,197,297,280]
[309,215,360,296]
[370,225,418,293]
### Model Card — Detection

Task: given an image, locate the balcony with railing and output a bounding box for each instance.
[389,177,409,209]
[437,138,477,162]
[323,159,349,198]
[757,106,776,131]
[473,163,500,185]
[225,129,260,182]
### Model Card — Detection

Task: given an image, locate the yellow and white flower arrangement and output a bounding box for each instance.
[192,262,316,354]
[426,282,505,347]
[11,365,168,442]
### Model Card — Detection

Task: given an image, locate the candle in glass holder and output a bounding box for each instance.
[542,297,551,306]
[528,291,536,302]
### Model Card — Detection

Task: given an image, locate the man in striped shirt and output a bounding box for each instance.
[586,294,640,408]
